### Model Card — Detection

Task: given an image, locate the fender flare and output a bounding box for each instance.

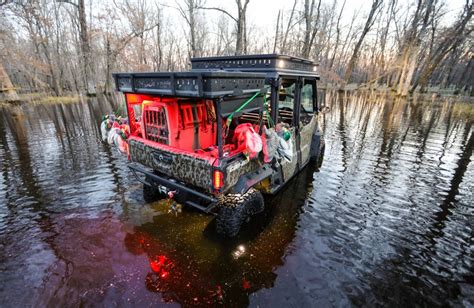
[310,127,323,159]
[231,164,273,194]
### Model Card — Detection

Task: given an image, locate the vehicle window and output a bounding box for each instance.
[301,80,315,114]
[278,79,296,124]
[300,79,315,125]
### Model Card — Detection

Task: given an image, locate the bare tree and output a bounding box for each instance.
[393,0,436,96]
[175,0,207,58]
[273,9,281,53]
[328,0,347,69]
[13,0,63,95]
[0,63,19,102]
[58,0,96,95]
[235,0,250,54]
[281,0,298,54]
[0,0,472,101]
[411,1,473,92]
[343,0,383,82]
[301,0,322,59]
[199,0,250,55]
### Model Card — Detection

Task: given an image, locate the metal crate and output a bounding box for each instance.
[143,105,169,144]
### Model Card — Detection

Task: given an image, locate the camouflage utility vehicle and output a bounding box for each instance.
[113,54,324,237]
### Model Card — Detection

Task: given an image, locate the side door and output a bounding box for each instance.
[296,77,318,167]
[276,77,299,181]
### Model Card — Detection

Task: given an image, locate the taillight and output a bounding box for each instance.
[213,170,224,190]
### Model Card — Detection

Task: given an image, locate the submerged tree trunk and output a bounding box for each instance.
[58,0,96,95]
[394,0,435,96]
[410,2,473,92]
[0,62,20,102]
[78,0,95,95]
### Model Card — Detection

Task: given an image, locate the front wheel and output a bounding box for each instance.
[215,188,264,237]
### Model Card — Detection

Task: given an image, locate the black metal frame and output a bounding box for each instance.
[191,54,320,79]
[113,71,266,98]
[130,164,218,213]
[215,98,223,159]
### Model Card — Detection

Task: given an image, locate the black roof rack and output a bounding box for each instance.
[191,54,320,78]
[112,71,266,98]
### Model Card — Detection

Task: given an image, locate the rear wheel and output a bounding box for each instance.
[215,188,264,237]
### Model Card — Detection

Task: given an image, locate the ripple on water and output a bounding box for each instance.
[1,96,473,307]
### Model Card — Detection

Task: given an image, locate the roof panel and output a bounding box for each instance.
[191,54,320,78]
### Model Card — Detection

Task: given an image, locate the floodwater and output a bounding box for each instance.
[0,92,472,307]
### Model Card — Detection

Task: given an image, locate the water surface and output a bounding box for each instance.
[0,93,472,306]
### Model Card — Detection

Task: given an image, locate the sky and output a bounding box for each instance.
[191,0,467,31]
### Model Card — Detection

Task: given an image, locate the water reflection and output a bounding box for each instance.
[122,162,316,306]
[0,92,472,306]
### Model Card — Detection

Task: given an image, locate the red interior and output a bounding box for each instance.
[125,94,261,160]
[141,98,216,151]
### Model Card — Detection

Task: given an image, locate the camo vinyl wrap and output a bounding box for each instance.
[280,115,318,181]
[280,128,298,181]
[129,139,213,190]
[222,159,261,192]
[300,115,318,164]
[129,138,263,194]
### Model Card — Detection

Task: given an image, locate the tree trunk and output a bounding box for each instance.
[0,62,20,102]
[281,0,297,54]
[301,0,322,59]
[343,0,382,82]
[273,10,281,53]
[235,0,249,55]
[410,2,473,92]
[78,0,95,95]
[457,56,473,93]
[394,0,435,95]
[329,0,347,69]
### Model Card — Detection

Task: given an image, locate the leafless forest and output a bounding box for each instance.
[0,0,472,101]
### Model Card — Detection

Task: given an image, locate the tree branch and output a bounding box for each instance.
[56,0,79,9]
[0,0,12,7]
[197,6,238,23]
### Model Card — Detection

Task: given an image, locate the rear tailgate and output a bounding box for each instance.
[128,137,216,192]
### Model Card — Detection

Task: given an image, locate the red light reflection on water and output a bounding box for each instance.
[126,231,227,305]
[242,278,251,290]
[149,255,173,280]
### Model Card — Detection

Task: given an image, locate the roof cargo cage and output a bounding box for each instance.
[191,54,320,78]
[113,71,266,98]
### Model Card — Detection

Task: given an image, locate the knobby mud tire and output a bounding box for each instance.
[311,138,325,168]
[215,188,264,237]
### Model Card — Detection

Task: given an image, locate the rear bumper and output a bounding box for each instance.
[129,164,218,214]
